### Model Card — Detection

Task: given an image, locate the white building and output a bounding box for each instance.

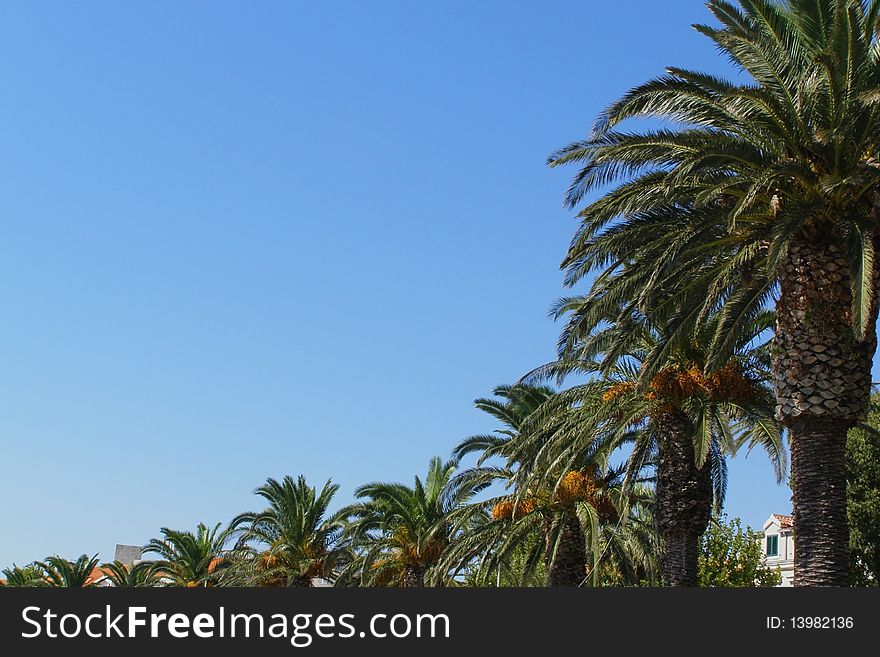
[761,514,794,587]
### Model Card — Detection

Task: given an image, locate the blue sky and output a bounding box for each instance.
[0,1,868,567]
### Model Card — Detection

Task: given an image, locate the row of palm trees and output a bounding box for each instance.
[1,368,782,588]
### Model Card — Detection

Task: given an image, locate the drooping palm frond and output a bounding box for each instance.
[551,0,880,354]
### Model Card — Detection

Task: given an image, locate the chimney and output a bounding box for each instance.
[114,544,143,566]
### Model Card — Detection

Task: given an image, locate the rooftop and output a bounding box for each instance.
[771,513,793,529]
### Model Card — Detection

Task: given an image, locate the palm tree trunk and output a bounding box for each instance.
[546,516,587,586]
[654,411,713,587]
[402,565,424,587]
[661,531,700,587]
[774,231,878,586]
[789,417,849,586]
[289,574,312,587]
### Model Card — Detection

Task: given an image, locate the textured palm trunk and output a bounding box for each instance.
[546,515,587,586]
[774,231,877,586]
[289,574,312,587]
[653,411,713,587]
[661,531,701,587]
[402,565,424,587]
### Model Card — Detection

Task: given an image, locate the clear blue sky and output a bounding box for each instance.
[1,1,873,567]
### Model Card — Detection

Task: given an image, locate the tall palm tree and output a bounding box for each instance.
[228,476,345,587]
[37,554,101,587]
[446,384,656,586]
[336,457,474,587]
[547,0,880,585]
[144,522,231,587]
[515,311,784,586]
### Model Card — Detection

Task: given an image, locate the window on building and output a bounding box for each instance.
[766,534,779,557]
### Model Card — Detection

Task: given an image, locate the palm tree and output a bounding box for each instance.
[0,564,46,587]
[37,554,101,587]
[445,384,655,586]
[336,457,474,587]
[144,522,231,587]
[450,463,657,587]
[546,0,880,585]
[228,476,345,587]
[101,560,161,587]
[515,311,784,586]
[447,385,551,586]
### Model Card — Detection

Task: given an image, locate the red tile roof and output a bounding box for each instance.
[85,566,113,586]
[772,513,793,529]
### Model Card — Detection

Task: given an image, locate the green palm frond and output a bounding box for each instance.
[226,475,344,587]
[36,554,101,588]
[144,522,232,587]
[335,456,475,587]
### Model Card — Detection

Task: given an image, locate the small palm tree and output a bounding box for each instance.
[450,464,657,587]
[336,457,474,587]
[227,476,345,587]
[37,555,101,587]
[0,564,46,587]
[101,560,161,588]
[446,384,656,587]
[144,523,231,587]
